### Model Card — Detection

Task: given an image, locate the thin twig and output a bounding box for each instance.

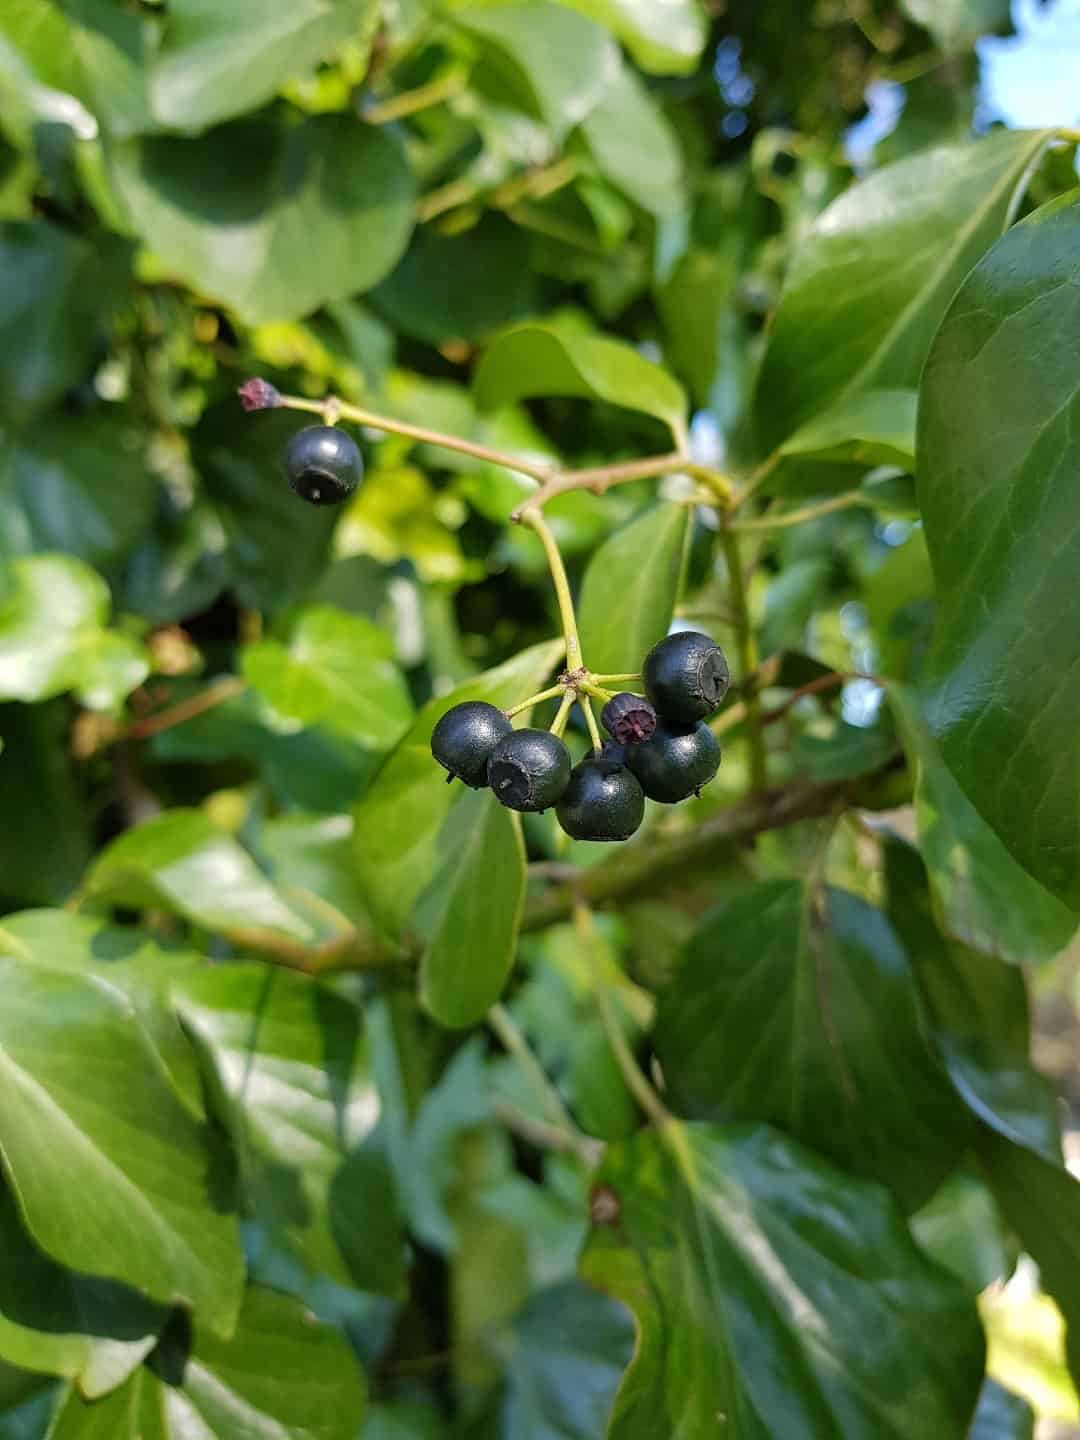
[727,492,870,534]
[128,677,247,740]
[522,509,583,670]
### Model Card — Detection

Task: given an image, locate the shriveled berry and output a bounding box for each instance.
[601,692,657,746]
[284,425,363,506]
[626,719,721,803]
[431,701,512,788]
[487,728,571,813]
[556,757,645,841]
[644,630,730,725]
[237,376,282,412]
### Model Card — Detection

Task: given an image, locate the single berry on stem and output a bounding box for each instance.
[431,702,512,788]
[488,729,571,812]
[284,425,363,506]
[644,630,730,725]
[556,757,645,841]
[626,719,721,803]
[601,692,657,746]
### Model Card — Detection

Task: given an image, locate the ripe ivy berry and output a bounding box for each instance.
[626,719,721,803]
[601,692,657,746]
[431,701,512,788]
[556,757,645,841]
[284,425,363,506]
[488,728,571,812]
[643,630,730,725]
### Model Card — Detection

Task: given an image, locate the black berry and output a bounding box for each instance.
[431,702,512,788]
[643,630,730,725]
[284,426,363,506]
[601,692,657,746]
[626,719,721,803]
[556,757,645,842]
[487,729,571,812]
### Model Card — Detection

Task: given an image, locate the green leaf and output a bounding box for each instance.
[110,115,414,325]
[84,809,317,945]
[0,1183,164,1398]
[554,0,705,74]
[151,0,375,133]
[580,1124,984,1438]
[791,715,898,781]
[455,2,616,142]
[654,882,966,1210]
[777,388,917,473]
[969,1380,1034,1440]
[754,130,1049,452]
[475,324,687,444]
[918,194,1080,907]
[901,0,1010,52]
[417,788,525,1028]
[244,606,413,751]
[174,964,404,1295]
[909,1172,1010,1297]
[0,958,243,1332]
[0,222,130,427]
[0,556,148,710]
[887,684,1076,965]
[580,65,683,216]
[46,1287,366,1440]
[353,638,563,938]
[577,503,687,677]
[0,703,90,907]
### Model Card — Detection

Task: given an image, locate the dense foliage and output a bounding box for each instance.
[1,1,1079,1436]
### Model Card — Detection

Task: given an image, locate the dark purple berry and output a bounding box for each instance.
[601,692,657,746]
[556,757,645,841]
[237,377,282,412]
[487,729,571,813]
[431,702,512,788]
[626,719,721,803]
[284,425,362,506]
[643,630,730,725]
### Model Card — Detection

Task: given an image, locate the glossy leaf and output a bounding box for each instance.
[243,606,413,751]
[353,639,563,938]
[84,809,316,945]
[901,0,1009,51]
[418,788,525,1028]
[754,129,1048,452]
[580,1124,984,1439]
[0,958,243,1332]
[456,2,616,141]
[46,1287,366,1440]
[174,964,404,1294]
[0,223,130,427]
[577,503,687,677]
[556,0,706,74]
[888,684,1076,965]
[151,0,375,132]
[474,324,687,443]
[655,881,965,1209]
[0,556,148,711]
[0,703,91,906]
[110,116,415,325]
[919,194,1080,906]
[580,65,683,216]
[777,389,917,471]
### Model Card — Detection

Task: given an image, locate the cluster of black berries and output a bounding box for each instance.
[430,632,729,842]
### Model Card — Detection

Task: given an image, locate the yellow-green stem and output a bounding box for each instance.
[550,691,575,738]
[522,508,582,670]
[720,528,767,793]
[506,684,565,720]
[591,672,641,686]
[727,492,869,533]
[364,70,466,126]
[579,695,604,754]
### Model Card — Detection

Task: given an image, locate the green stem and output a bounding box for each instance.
[550,691,575,737]
[487,1004,593,1160]
[579,695,604,754]
[522,508,582,670]
[579,680,614,704]
[506,684,566,719]
[720,529,767,793]
[364,70,467,125]
[591,672,641,686]
[729,451,780,511]
[727,492,870,533]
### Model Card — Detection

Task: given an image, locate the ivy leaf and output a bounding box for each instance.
[654,882,966,1210]
[580,1124,984,1439]
[110,115,415,325]
[919,194,1080,908]
[243,606,414,751]
[772,388,917,488]
[174,964,404,1295]
[46,1288,367,1440]
[151,0,376,133]
[580,64,683,216]
[475,324,687,444]
[0,556,148,711]
[0,959,244,1333]
[754,130,1049,452]
[555,0,706,75]
[577,503,687,677]
[0,702,91,906]
[84,809,317,946]
[353,638,564,939]
[900,0,1010,52]
[887,684,1076,965]
[0,223,130,427]
[0,1184,164,1399]
[455,2,616,141]
[417,788,525,1028]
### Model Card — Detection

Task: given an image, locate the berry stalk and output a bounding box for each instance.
[521,508,582,671]
[578,695,604,754]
